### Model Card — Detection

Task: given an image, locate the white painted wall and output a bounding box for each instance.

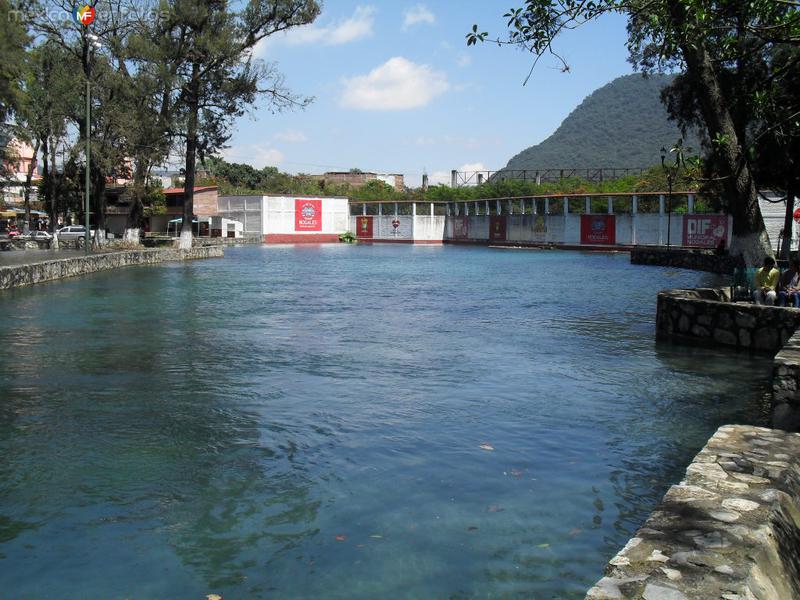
[759,193,798,252]
[262,195,349,236]
[414,216,446,241]
[375,215,412,240]
[440,213,731,247]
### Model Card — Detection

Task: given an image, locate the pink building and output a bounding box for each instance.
[2,139,40,205]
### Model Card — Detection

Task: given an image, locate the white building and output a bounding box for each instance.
[2,139,40,205]
[759,191,799,253]
[217,195,349,243]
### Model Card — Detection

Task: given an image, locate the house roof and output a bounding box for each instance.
[162,186,218,195]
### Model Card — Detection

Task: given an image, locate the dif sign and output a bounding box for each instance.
[683,215,728,248]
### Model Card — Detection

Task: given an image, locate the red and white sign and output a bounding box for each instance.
[581,215,616,245]
[356,216,373,238]
[489,216,506,241]
[295,199,322,231]
[793,207,800,224]
[452,216,469,239]
[683,215,728,247]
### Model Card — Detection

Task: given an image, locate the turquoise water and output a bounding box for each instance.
[0,245,772,599]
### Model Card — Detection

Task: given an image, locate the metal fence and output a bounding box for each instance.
[453,168,649,187]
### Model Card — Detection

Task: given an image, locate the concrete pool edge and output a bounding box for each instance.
[586,425,800,600]
[0,246,223,290]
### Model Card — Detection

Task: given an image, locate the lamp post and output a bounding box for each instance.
[661,141,685,251]
[85,63,90,255]
[84,32,101,255]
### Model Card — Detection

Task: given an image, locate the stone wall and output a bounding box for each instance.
[587,425,800,600]
[0,246,223,290]
[192,236,263,247]
[773,330,800,431]
[632,247,740,274]
[656,288,800,353]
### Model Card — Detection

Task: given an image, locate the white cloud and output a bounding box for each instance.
[456,54,472,68]
[223,145,284,168]
[403,5,435,30]
[327,5,376,44]
[340,57,449,110]
[274,129,308,143]
[256,5,375,55]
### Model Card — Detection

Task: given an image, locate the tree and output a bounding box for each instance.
[30,0,149,245]
[0,0,27,121]
[149,0,320,249]
[468,0,800,265]
[0,0,29,183]
[20,43,75,233]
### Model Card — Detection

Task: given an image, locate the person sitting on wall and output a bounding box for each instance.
[778,259,800,308]
[753,256,780,305]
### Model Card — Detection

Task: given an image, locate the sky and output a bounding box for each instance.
[222,1,634,187]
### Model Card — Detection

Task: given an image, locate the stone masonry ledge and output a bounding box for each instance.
[0,246,223,290]
[656,288,800,353]
[631,247,741,275]
[586,425,800,600]
[773,329,800,431]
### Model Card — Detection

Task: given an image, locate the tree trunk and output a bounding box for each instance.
[667,0,771,267]
[180,63,201,250]
[42,137,51,230]
[125,159,147,243]
[91,167,107,247]
[22,139,40,235]
[49,141,58,231]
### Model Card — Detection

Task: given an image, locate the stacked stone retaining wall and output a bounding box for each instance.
[773,331,800,432]
[587,425,800,600]
[656,288,800,353]
[193,236,263,247]
[632,247,740,274]
[0,246,223,290]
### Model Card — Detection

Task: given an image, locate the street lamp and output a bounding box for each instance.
[661,141,685,251]
[85,32,101,255]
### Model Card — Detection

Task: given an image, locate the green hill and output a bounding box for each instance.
[499,74,702,172]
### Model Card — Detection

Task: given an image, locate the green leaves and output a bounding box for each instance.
[466,24,488,46]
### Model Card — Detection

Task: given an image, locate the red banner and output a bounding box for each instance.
[581,215,616,245]
[356,216,373,238]
[452,216,469,239]
[683,215,728,248]
[489,216,507,241]
[295,199,322,231]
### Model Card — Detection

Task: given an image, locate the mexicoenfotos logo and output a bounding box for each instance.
[73,5,96,26]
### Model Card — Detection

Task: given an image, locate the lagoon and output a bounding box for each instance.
[0,245,772,599]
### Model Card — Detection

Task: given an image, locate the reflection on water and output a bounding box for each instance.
[0,246,772,598]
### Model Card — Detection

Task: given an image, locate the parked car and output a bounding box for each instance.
[56,226,88,243]
[27,230,53,241]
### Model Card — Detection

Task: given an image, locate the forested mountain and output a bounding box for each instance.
[499,74,703,172]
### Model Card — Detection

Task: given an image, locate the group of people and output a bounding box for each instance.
[753,256,800,307]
